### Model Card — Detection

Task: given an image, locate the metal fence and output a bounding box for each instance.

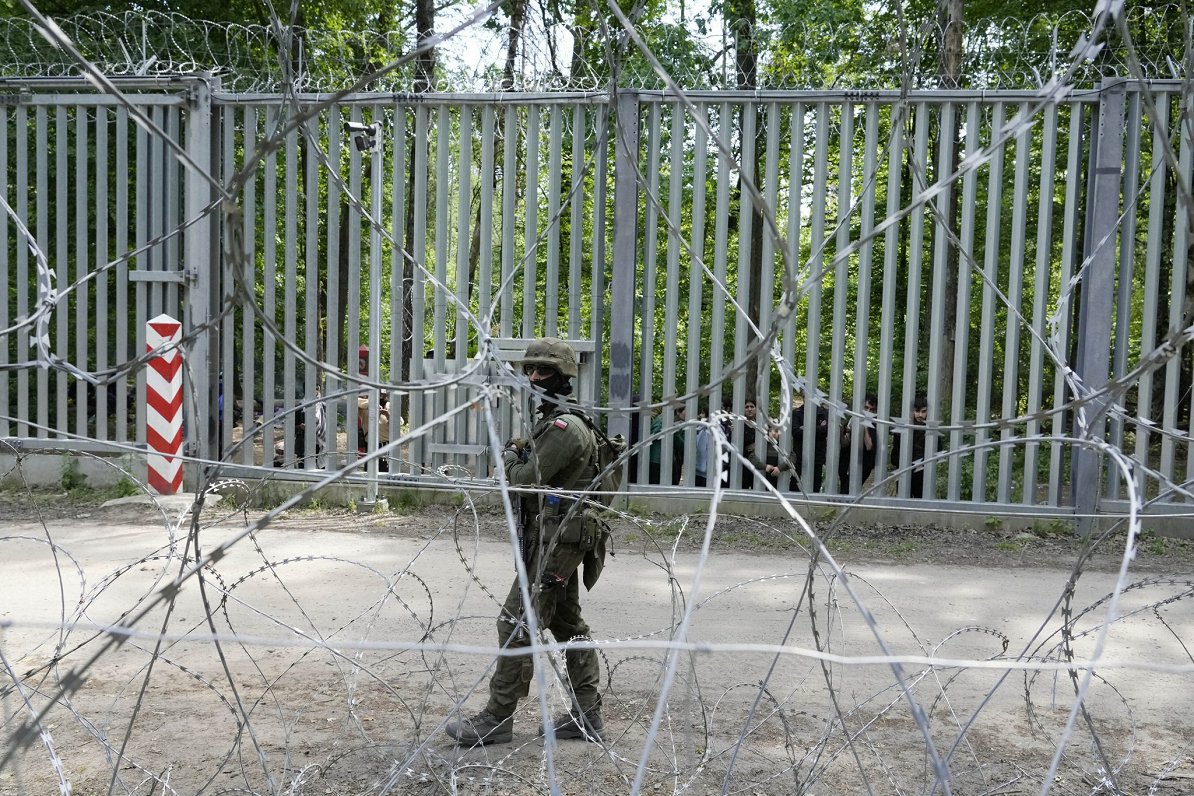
[3,76,1191,519]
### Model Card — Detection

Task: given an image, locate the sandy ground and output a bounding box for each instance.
[1,495,1192,795]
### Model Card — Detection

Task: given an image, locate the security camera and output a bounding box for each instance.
[344,121,380,152]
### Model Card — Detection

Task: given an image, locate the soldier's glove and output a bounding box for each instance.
[539,571,568,592]
[504,437,530,462]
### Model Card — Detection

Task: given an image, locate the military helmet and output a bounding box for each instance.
[521,337,578,378]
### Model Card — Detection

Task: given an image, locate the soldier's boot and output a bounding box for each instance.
[445,710,514,745]
[546,706,605,742]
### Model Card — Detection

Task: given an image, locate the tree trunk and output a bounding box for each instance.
[415,0,436,93]
[727,0,764,395]
[936,0,964,401]
[503,0,528,90]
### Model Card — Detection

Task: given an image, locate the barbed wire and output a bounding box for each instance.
[3,0,1194,793]
[0,5,1189,92]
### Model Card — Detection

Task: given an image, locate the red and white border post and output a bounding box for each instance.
[145,314,183,495]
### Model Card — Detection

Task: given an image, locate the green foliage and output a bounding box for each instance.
[108,476,140,499]
[60,457,87,493]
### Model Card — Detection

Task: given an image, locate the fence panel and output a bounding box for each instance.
[5,81,1193,520]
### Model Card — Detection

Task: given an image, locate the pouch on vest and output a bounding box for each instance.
[547,499,596,550]
[582,515,612,591]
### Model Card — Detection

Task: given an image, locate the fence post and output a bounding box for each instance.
[608,92,640,446]
[1072,79,1125,533]
[184,74,216,480]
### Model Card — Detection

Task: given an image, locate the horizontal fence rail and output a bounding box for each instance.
[2,79,1192,520]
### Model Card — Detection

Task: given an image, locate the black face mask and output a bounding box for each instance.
[533,372,573,401]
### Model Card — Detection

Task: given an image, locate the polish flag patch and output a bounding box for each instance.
[553,418,569,430]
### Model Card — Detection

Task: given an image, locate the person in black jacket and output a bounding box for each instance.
[838,393,878,493]
[791,399,829,493]
[890,392,929,498]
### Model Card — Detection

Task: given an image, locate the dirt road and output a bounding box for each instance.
[1,497,1192,794]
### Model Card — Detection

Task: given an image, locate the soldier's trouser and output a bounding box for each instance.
[485,540,600,718]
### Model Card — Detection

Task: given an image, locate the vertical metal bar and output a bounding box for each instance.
[346,107,364,462]
[1160,98,1192,494]
[241,106,259,466]
[146,108,161,318]
[220,105,236,461]
[1106,91,1141,500]
[1178,120,1194,497]
[731,101,756,490]
[95,107,109,442]
[476,103,496,476]
[756,101,781,489]
[454,105,473,470]
[75,104,89,438]
[15,105,28,438]
[545,103,562,338]
[55,105,69,437]
[609,91,640,443]
[429,104,449,472]
[281,119,299,467]
[522,106,541,338]
[638,101,661,485]
[366,104,384,488]
[0,107,7,438]
[946,102,979,500]
[36,106,49,437]
[896,102,930,497]
[710,101,732,431]
[568,105,584,337]
[1134,96,1169,496]
[115,106,129,443]
[825,101,853,492]
[802,102,830,492]
[974,102,1005,501]
[996,103,1031,504]
[500,104,517,339]
[924,101,955,500]
[303,108,320,468]
[784,102,806,492]
[390,103,408,473]
[875,101,904,488]
[661,100,686,483]
[1049,101,1086,504]
[434,104,451,365]
[590,104,609,394]
[261,105,278,464]
[324,106,341,467]
[410,105,429,466]
[185,78,214,471]
[1072,80,1125,530]
[848,102,879,495]
[478,104,495,327]
[683,104,708,485]
[166,107,181,314]
[1023,103,1060,504]
[134,110,148,445]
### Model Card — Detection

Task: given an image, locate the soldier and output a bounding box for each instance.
[445,337,606,746]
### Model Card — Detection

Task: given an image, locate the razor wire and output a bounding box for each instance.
[0,5,1190,92]
[2,0,1194,794]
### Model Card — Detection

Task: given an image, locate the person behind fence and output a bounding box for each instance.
[791,395,829,493]
[670,404,687,485]
[838,393,878,493]
[740,397,758,489]
[356,345,391,470]
[749,424,791,488]
[889,392,929,498]
[694,400,732,488]
[445,337,606,746]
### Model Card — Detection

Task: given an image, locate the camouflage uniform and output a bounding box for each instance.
[485,402,602,718]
